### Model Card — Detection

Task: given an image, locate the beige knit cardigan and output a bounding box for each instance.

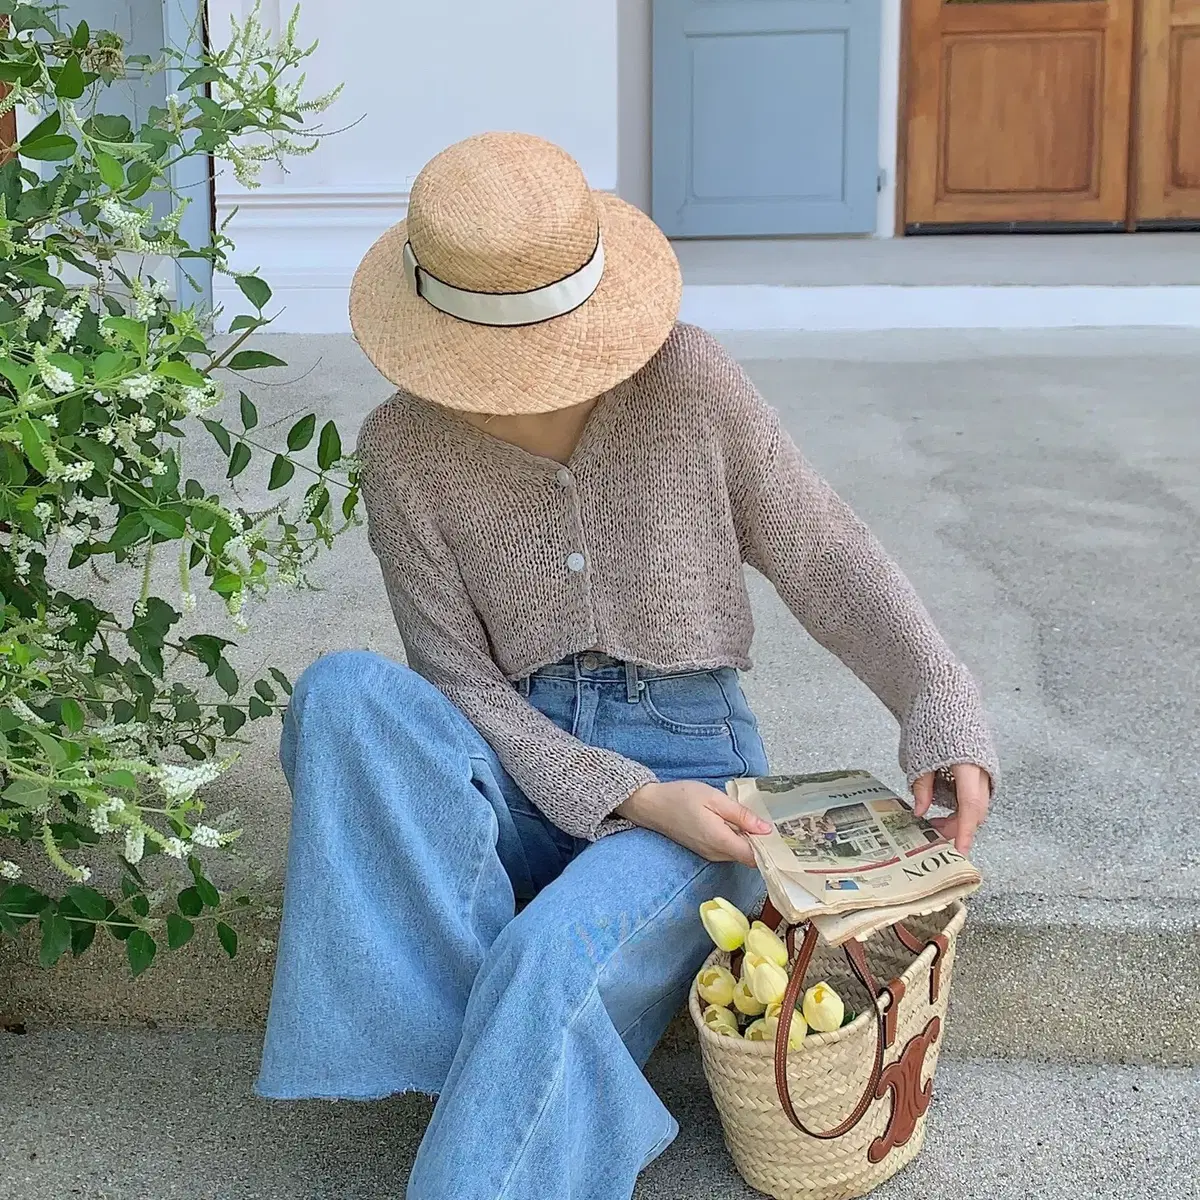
[358,322,998,840]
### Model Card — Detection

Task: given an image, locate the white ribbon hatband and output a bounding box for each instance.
[402,234,605,327]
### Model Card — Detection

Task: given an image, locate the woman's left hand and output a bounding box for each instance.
[911,764,991,855]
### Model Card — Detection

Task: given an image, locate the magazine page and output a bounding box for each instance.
[732,771,980,916]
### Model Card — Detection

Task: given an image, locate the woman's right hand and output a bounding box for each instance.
[616,780,771,867]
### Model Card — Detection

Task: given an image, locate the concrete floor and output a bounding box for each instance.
[3,327,1199,1036]
[1,1029,1196,1200]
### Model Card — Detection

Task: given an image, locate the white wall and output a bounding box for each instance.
[210,0,619,332]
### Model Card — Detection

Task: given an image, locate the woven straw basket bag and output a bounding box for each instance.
[689,900,967,1200]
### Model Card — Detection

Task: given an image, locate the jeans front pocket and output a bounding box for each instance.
[639,671,734,738]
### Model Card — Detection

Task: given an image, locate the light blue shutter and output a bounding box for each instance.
[652,0,882,236]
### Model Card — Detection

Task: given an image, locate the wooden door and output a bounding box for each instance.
[652,0,882,236]
[1136,0,1200,221]
[904,0,1136,228]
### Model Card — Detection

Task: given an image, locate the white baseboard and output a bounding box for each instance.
[212,187,1200,334]
[215,273,1200,335]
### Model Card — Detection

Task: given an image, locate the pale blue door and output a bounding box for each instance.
[60,0,211,303]
[652,0,882,236]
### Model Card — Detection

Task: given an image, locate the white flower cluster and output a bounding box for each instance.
[191,824,223,849]
[98,199,151,250]
[23,291,45,321]
[88,796,126,834]
[120,374,157,401]
[179,386,220,416]
[155,759,230,803]
[124,827,146,865]
[0,860,21,880]
[39,362,75,395]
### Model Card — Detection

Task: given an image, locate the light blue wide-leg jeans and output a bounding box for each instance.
[256,649,768,1200]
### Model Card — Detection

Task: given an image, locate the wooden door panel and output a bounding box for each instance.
[1137,0,1200,220]
[905,0,1135,227]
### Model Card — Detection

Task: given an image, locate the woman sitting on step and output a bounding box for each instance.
[253,130,998,1200]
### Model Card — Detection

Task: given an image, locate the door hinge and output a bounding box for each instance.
[876,168,889,194]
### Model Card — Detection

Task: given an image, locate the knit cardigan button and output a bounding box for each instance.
[566,552,586,572]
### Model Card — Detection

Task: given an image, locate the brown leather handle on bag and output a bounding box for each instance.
[772,923,894,1139]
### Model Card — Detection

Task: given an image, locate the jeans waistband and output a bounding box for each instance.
[516,653,725,703]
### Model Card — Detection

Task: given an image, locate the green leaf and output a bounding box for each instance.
[60,698,84,734]
[248,695,270,719]
[103,316,149,358]
[17,416,49,476]
[177,887,203,918]
[195,876,220,909]
[89,114,133,142]
[166,913,195,950]
[31,731,66,768]
[39,910,72,968]
[157,358,206,388]
[286,414,316,452]
[107,510,147,551]
[269,667,293,696]
[72,19,91,48]
[21,135,78,162]
[227,350,286,371]
[126,930,156,976]
[236,276,272,310]
[214,660,239,697]
[71,918,96,957]
[227,442,251,479]
[267,454,294,490]
[228,314,262,333]
[0,883,50,925]
[94,149,124,189]
[201,418,232,456]
[55,55,87,100]
[216,922,239,959]
[2,779,49,812]
[144,509,187,540]
[182,634,234,674]
[65,885,110,922]
[218,705,247,735]
[254,679,276,703]
[100,769,138,791]
[316,421,342,471]
[239,391,258,430]
[22,111,62,145]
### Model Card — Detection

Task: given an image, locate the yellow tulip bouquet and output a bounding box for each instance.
[697,897,853,1048]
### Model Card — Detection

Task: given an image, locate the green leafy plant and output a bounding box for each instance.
[0,2,357,974]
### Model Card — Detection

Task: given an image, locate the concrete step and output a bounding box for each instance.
[1,1028,1195,1200]
[3,894,1196,1068]
[673,232,1200,287]
[671,232,1200,330]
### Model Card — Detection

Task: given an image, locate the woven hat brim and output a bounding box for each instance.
[348,192,683,414]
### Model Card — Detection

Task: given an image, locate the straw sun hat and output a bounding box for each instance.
[348,131,683,414]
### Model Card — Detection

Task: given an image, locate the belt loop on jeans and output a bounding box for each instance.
[516,674,530,698]
[624,660,643,704]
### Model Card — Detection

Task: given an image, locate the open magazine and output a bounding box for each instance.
[729,770,981,946]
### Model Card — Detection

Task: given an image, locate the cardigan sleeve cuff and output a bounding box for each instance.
[898,660,999,809]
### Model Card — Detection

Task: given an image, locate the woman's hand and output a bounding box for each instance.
[616,780,771,867]
[912,763,991,855]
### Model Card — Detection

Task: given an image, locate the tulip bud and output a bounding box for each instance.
[732,977,766,1016]
[748,959,789,1007]
[745,921,789,968]
[702,1004,741,1038]
[763,1008,808,1050]
[744,1018,773,1042]
[802,981,846,1033]
[699,897,750,951]
[696,964,737,1008]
